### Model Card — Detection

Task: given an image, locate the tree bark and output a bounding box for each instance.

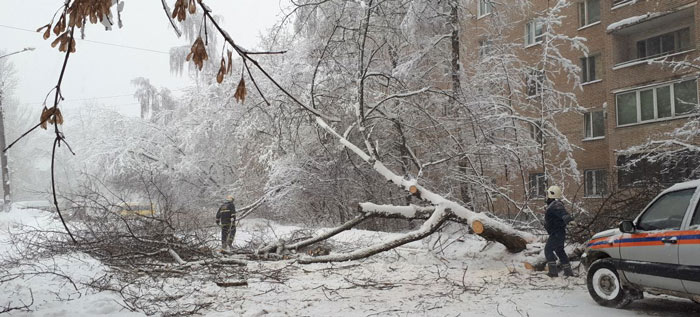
[471,219,528,253]
[298,207,452,264]
[358,203,469,224]
[258,213,370,254]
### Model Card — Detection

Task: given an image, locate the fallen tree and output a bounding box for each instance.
[258,203,468,255]
[312,118,535,254]
[259,199,533,263]
[298,206,452,264]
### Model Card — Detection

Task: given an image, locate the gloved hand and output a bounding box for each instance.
[216,220,220,226]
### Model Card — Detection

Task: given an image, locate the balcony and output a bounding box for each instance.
[609,5,695,69]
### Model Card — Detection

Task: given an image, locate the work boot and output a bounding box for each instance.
[546,261,558,277]
[562,263,575,277]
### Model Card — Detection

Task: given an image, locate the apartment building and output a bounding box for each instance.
[466,0,700,208]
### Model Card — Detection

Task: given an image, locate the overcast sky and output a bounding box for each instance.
[0,0,290,117]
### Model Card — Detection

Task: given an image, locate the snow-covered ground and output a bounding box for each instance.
[1,208,698,316]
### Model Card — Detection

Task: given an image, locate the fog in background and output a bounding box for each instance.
[0,0,289,200]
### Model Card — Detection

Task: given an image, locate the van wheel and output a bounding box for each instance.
[587,259,632,308]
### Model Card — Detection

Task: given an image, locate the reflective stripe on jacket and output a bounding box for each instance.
[216,201,236,224]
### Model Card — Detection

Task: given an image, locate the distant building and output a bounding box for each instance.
[465,0,700,209]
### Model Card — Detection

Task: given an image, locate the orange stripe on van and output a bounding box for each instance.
[678,239,700,245]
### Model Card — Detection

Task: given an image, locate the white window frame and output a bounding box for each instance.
[578,0,600,28]
[584,169,608,198]
[584,110,605,140]
[615,78,699,127]
[529,173,547,198]
[478,0,493,18]
[479,38,493,58]
[635,28,691,61]
[524,19,544,47]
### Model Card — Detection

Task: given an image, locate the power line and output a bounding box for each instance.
[0,24,170,55]
[20,87,188,106]
[19,93,135,106]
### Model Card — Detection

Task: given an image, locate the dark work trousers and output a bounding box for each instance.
[544,230,569,264]
[221,223,235,248]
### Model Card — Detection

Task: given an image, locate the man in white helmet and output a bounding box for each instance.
[544,185,574,277]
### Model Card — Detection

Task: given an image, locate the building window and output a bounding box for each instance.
[617,152,700,187]
[529,122,544,144]
[478,0,493,18]
[584,110,605,139]
[478,38,493,58]
[581,55,600,83]
[584,169,607,197]
[529,173,547,198]
[578,0,600,27]
[616,79,698,126]
[636,28,691,60]
[526,69,544,97]
[525,19,544,46]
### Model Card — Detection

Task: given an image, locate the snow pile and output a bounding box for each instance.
[607,12,664,32]
[2,210,698,316]
[0,207,143,316]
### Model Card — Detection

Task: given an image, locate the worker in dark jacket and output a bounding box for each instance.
[216,195,236,250]
[544,185,574,277]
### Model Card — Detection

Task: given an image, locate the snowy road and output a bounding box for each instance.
[2,210,699,316]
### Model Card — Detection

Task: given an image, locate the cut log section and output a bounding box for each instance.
[523,261,539,271]
[471,220,484,235]
[215,280,248,287]
[470,219,528,253]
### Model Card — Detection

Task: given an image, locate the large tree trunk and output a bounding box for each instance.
[258,213,370,254]
[298,207,451,264]
[259,203,473,257]
[358,203,469,225]
[362,203,528,252]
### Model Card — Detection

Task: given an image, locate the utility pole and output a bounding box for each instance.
[0,90,9,208]
[0,47,35,210]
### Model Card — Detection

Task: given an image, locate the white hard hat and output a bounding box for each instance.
[546,185,562,199]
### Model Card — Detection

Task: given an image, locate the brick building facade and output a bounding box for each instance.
[464,0,700,211]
